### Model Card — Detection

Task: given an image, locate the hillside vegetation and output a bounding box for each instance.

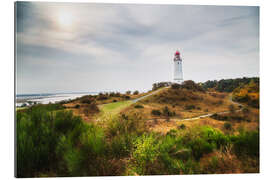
[16,78,259,177]
[202,77,259,92]
[232,80,259,108]
[125,80,237,121]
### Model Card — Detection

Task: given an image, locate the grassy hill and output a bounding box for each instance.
[16,78,260,177]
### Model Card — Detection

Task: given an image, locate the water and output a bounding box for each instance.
[16,92,97,107]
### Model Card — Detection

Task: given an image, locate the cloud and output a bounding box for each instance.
[16,2,259,94]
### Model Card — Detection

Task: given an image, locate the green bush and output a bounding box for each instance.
[74,104,80,109]
[224,122,232,130]
[151,109,161,116]
[134,104,144,109]
[131,133,160,175]
[231,130,259,157]
[178,124,186,130]
[185,105,196,110]
[188,138,215,160]
[16,105,83,177]
[81,99,91,104]
[162,106,175,117]
[133,90,139,95]
[110,133,135,158]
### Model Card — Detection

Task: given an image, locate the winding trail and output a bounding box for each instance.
[174,94,244,122]
[132,87,168,103]
[97,87,244,122]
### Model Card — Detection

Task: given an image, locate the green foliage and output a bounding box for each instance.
[228,104,235,113]
[16,104,82,177]
[134,104,144,109]
[188,138,215,160]
[151,109,162,116]
[202,77,259,92]
[17,101,259,176]
[231,130,259,157]
[131,133,160,175]
[133,90,139,95]
[152,82,172,90]
[171,83,182,89]
[185,104,196,110]
[74,104,80,109]
[110,133,135,158]
[224,122,232,130]
[106,113,146,138]
[181,80,205,92]
[178,124,186,130]
[16,103,108,177]
[81,99,91,104]
[162,106,175,117]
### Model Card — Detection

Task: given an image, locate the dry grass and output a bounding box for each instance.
[200,146,243,174]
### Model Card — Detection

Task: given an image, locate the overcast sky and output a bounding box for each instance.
[16,2,259,94]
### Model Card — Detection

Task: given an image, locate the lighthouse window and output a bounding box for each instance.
[178,62,179,64]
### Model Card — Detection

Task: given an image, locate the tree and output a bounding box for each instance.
[133,90,139,95]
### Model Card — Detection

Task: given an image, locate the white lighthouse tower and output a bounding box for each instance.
[173,50,183,83]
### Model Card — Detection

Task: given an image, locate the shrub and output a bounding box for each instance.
[124,95,130,99]
[113,99,117,102]
[16,105,85,177]
[110,133,135,158]
[178,124,186,130]
[133,90,139,95]
[185,105,196,110]
[231,130,259,157]
[162,106,175,117]
[224,122,232,130]
[171,83,181,89]
[228,104,235,113]
[188,138,215,160]
[242,107,250,115]
[210,113,228,121]
[106,113,146,138]
[74,104,80,109]
[131,133,159,175]
[134,104,144,109]
[151,109,161,116]
[81,99,91,104]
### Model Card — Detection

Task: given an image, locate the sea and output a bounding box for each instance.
[16,92,98,107]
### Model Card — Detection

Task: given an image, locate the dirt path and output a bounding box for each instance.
[96,87,244,123]
[173,94,244,122]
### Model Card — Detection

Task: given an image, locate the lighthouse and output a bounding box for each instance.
[173,50,183,83]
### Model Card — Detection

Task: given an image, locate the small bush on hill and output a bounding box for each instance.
[131,133,160,175]
[151,109,161,116]
[74,104,80,109]
[185,105,196,110]
[81,99,91,104]
[224,122,232,130]
[178,124,186,130]
[228,104,235,113]
[134,104,144,109]
[171,83,181,89]
[133,90,139,95]
[231,130,259,158]
[124,95,130,99]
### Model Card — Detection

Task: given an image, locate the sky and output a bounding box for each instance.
[16,2,259,94]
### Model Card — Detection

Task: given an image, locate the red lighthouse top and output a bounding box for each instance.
[175,50,180,56]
